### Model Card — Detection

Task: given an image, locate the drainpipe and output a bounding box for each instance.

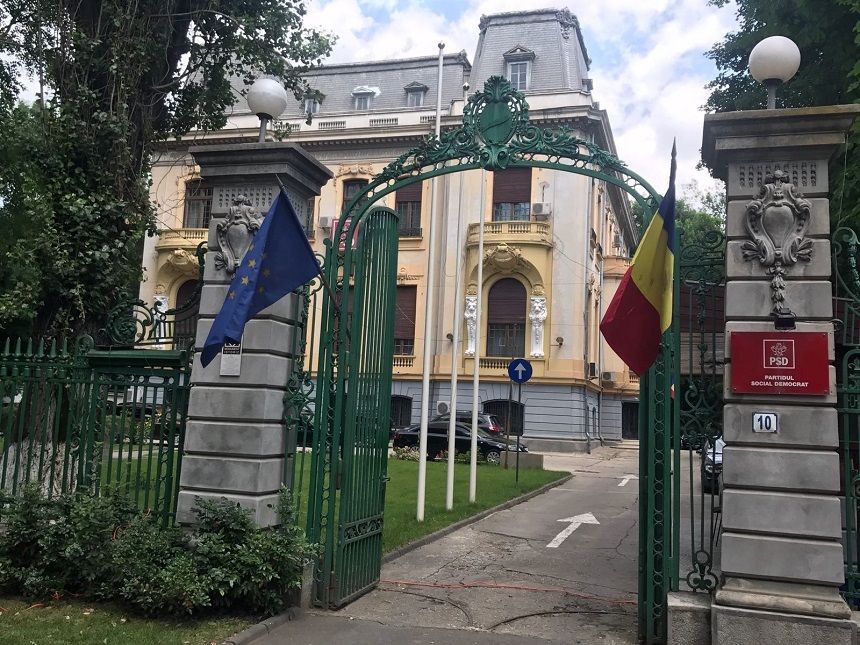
[582,171,594,453]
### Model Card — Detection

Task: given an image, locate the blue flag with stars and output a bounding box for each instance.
[200,191,321,367]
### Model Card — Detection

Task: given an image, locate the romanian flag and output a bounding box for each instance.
[600,145,677,376]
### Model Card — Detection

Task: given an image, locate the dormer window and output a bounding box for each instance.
[404,81,428,108]
[352,86,375,111]
[503,46,535,91]
[304,98,321,115]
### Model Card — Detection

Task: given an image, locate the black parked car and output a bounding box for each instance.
[392,421,527,464]
[429,411,506,437]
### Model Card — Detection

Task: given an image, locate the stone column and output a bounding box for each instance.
[176,143,331,527]
[702,106,860,643]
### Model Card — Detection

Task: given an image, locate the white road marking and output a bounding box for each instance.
[546,512,600,548]
[617,474,638,487]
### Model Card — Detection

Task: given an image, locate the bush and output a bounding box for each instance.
[0,486,313,617]
[392,446,419,461]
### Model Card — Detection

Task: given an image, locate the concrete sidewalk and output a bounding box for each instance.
[252,612,565,644]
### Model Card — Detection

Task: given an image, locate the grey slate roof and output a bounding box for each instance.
[470,8,591,94]
[292,52,471,117]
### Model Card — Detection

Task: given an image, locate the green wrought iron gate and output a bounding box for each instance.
[638,225,727,644]
[304,76,663,611]
[309,207,400,607]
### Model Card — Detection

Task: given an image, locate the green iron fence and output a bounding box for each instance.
[0,244,203,526]
[833,227,860,606]
[0,337,191,526]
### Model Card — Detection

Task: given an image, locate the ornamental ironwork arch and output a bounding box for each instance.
[327,75,663,261]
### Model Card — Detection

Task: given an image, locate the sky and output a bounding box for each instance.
[302,0,745,199]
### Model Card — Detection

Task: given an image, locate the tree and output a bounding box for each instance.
[630,183,726,250]
[0,1,333,337]
[704,0,860,229]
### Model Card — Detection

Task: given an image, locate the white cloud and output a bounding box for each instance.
[305,0,741,194]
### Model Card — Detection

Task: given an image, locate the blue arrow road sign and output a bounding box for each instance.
[508,358,533,383]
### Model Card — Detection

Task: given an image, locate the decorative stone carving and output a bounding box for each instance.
[531,284,546,297]
[152,295,169,347]
[741,169,813,315]
[166,249,200,276]
[530,297,547,358]
[396,267,421,283]
[215,195,264,275]
[464,296,478,356]
[466,283,478,296]
[336,164,374,178]
[154,283,167,295]
[485,243,526,273]
[557,8,579,40]
[479,14,489,34]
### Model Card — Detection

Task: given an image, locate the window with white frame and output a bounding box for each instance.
[407,91,424,108]
[503,46,535,92]
[508,61,529,91]
[354,95,370,110]
[304,98,320,115]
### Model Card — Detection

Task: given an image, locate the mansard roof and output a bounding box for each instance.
[471,8,592,94]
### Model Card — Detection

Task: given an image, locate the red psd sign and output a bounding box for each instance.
[730,331,830,396]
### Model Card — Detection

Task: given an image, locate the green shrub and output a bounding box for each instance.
[0,485,138,598]
[0,486,314,618]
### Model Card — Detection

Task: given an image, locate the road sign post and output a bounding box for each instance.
[507,359,533,483]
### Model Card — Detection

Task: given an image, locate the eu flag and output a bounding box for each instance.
[200,191,321,367]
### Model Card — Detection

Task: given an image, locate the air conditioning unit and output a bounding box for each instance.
[318,215,333,229]
[587,362,598,379]
[436,401,450,415]
[532,202,552,220]
[601,371,616,383]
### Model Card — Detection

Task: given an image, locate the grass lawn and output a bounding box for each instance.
[0,598,255,645]
[380,459,567,552]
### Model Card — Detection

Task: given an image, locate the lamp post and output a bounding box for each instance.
[748,36,801,109]
[247,78,289,143]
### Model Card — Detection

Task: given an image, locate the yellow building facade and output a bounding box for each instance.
[142,8,641,446]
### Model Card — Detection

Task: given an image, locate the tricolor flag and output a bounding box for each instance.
[200,190,321,367]
[600,144,677,376]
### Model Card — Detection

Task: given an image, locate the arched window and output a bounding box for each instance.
[172,279,200,349]
[486,278,527,357]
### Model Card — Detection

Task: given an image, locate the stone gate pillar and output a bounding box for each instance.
[702,106,860,643]
[176,143,331,527]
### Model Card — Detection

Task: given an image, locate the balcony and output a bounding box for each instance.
[467,221,552,248]
[155,228,207,251]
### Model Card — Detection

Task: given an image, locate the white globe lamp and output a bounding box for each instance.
[748,36,801,109]
[247,78,288,142]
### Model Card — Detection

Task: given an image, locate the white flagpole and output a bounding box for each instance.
[445,171,466,510]
[417,41,445,522]
[470,170,486,503]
